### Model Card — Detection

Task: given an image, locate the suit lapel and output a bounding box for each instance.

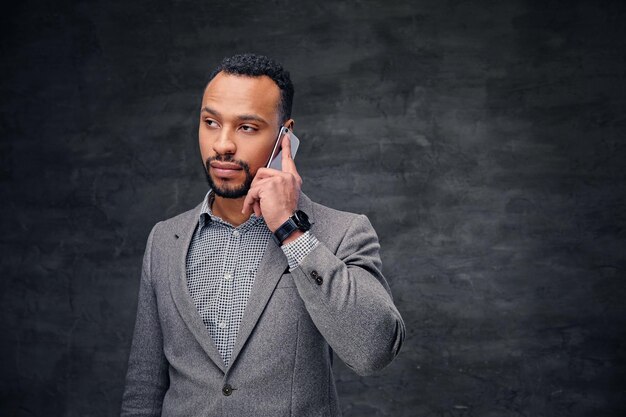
[228,239,288,366]
[168,202,226,373]
[228,192,316,367]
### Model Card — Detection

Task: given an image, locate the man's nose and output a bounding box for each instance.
[212,128,236,155]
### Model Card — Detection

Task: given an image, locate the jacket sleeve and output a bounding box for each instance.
[291,214,405,376]
[121,224,169,416]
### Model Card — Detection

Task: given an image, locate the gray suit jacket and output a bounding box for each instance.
[121,193,405,417]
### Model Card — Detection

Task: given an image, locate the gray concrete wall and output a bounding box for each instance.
[1,0,624,416]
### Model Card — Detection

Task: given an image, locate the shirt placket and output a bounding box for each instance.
[216,227,242,366]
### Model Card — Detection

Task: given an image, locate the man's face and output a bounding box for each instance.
[199,72,283,198]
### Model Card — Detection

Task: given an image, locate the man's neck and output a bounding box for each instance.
[211,194,250,227]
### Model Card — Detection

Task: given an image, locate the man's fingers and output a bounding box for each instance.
[241,177,273,214]
[254,167,281,181]
[281,132,297,174]
[242,187,259,214]
[242,157,301,216]
[282,132,292,160]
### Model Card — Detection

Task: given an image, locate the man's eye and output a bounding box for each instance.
[204,119,218,127]
[241,125,257,132]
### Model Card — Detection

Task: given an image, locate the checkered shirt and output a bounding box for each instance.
[185,191,319,367]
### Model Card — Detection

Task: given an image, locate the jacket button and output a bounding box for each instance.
[310,270,319,279]
[222,384,233,396]
[315,277,323,285]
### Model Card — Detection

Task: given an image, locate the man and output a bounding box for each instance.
[121,53,405,417]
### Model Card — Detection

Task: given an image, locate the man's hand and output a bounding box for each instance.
[242,132,303,233]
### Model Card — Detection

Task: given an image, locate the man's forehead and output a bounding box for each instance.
[201,73,281,124]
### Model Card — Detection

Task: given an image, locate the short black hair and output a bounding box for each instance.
[208,53,294,124]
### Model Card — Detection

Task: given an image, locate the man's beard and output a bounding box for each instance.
[204,156,253,199]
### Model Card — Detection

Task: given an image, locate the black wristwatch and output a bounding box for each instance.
[272,210,311,245]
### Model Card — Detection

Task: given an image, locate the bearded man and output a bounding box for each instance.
[121,53,404,417]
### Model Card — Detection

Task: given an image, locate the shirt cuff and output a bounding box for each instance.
[280,231,320,271]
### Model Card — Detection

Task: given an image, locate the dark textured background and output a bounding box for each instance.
[1,0,625,416]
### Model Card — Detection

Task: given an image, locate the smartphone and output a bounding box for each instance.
[266,126,300,170]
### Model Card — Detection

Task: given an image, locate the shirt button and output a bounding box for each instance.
[218,321,227,329]
[315,277,323,285]
[224,273,233,281]
[222,384,233,396]
[232,230,240,237]
[310,270,319,279]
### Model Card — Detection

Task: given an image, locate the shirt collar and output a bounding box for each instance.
[198,189,264,231]
[198,190,213,229]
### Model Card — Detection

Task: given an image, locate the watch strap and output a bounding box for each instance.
[272,218,299,245]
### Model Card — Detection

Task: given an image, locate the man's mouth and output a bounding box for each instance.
[210,161,243,178]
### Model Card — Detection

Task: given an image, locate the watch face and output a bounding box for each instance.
[293,210,311,230]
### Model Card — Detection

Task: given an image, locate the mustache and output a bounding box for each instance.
[204,155,251,172]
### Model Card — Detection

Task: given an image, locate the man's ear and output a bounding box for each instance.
[285,119,295,130]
